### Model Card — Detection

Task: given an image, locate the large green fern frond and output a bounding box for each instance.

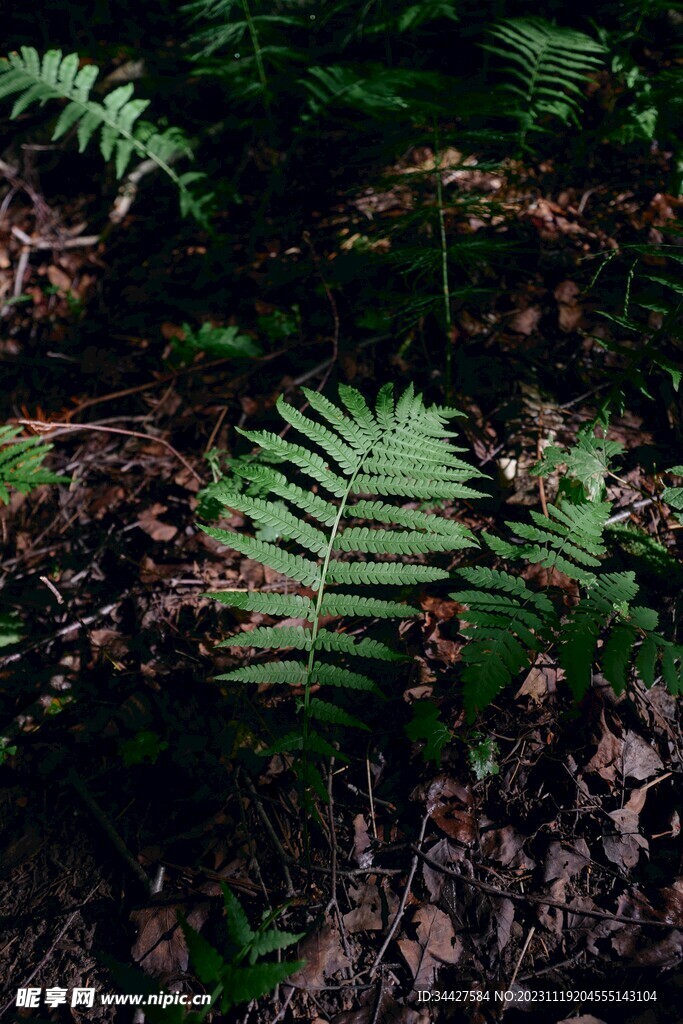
[0,48,208,221]
[483,18,605,149]
[204,383,482,795]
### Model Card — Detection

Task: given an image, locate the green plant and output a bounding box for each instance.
[483,17,606,151]
[0,425,68,505]
[468,734,500,780]
[170,322,261,365]
[589,244,683,405]
[453,430,682,718]
[0,47,209,221]
[663,466,683,524]
[180,885,304,1018]
[204,383,483,800]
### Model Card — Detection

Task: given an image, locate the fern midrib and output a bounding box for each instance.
[300,416,400,806]
[16,61,187,196]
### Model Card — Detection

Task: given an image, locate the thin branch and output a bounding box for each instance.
[18,419,200,482]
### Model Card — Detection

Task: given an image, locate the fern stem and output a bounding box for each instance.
[434,126,453,398]
[241,0,271,119]
[301,465,361,855]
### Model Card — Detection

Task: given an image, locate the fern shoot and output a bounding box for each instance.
[204,383,483,802]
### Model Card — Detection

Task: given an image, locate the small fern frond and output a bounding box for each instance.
[319,594,420,618]
[0,426,68,505]
[0,48,203,219]
[201,527,322,587]
[233,466,339,526]
[334,527,455,555]
[219,626,310,651]
[216,661,307,685]
[348,500,474,545]
[314,630,404,662]
[485,501,610,583]
[236,430,348,496]
[308,697,369,731]
[211,493,328,554]
[452,568,554,718]
[663,466,683,524]
[206,591,313,617]
[326,561,449,585]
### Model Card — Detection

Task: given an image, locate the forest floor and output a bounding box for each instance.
[0,135,682,1024]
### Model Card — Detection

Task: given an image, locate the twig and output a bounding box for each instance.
[536,409,549,518]
[500,925,535,1018]
[371,813,430,976]
[10,225,100,248]
[605,497,655,525]
[366,753,378,840]
[68,771,151,893]
[18,418,200,482]
[413,847,676,928]
[243,778,295,896]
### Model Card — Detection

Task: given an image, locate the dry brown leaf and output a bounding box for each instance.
[621,730,664,780]
[137,503,178,542]
[131,903,207,979]
[47,265,71,292]
[543,839,590,882]
[584,710,623,782]
[602,807,648,870]
[509,306,542,335]
[397,905,461,989]
[480,826,536,871]
[343,883,398,933]
[352,814,372,869]
[417,776,476,845]
[289,919,352,991]
[422,839,465,903]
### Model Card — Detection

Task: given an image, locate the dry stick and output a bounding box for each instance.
[68,770,152,894]
[500,925,536,1019]
[536,408,549,518]
[18,418,200,482]
[0,882,102,1020]
[243,778,295,897]
[326,759,353,960]
[413,847,676,928]
[370,813,430,977]
[11,224,100,248]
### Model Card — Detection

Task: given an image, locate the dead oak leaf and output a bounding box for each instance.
[415,775,476,846]
[343,882,398,933]
[137,503,178,542]
[289,919,351,991]
[131,903,207,979]
[397,905,461,989]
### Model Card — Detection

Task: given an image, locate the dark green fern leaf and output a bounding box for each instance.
[0,426,68,505]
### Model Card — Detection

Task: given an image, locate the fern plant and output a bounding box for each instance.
[180,885,303,1018]
[204,383,483,798]
[0,48,209,222]
[453,431,682,718]
[589,244,683,405]
[483,18,606,151]
[0,425,67,505]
